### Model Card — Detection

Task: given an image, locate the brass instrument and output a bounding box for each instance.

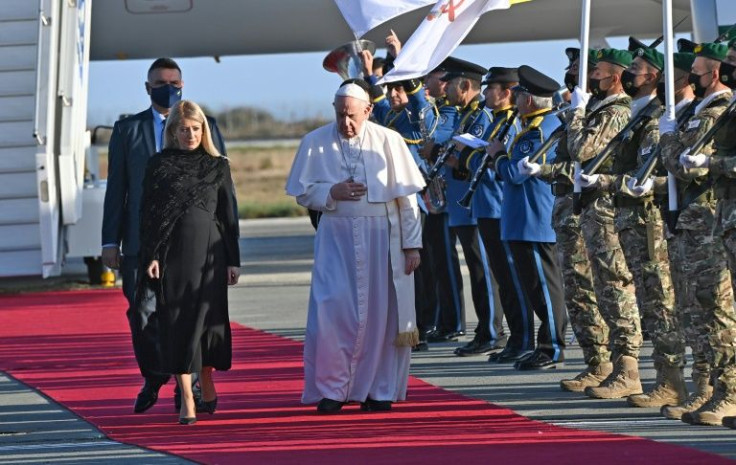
[417,105,446,213]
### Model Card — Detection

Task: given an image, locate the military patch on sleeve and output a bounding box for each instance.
[518,139,534,154]
[439,114,448,125]
[687,119,701,130]
[640,145,653,155]
[470,124,484,137]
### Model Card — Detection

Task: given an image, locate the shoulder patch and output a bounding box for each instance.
[687,119,701,130]
[518,139,534,155]
[640,145,653,156]
[439,114,448,125]
[470,124,484,137]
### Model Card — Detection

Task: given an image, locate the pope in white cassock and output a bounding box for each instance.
[286,81,425,413]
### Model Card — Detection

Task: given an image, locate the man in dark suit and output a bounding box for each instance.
[101,57,228,413]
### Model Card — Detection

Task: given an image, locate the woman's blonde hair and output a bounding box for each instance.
[163,100,222,157]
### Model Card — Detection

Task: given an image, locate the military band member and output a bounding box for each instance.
[487,65,568,370]
[522,48,610,390]
[431,58,502,350]
[453,67,523,357]
[665,42,736,426]
[569,49,641,397]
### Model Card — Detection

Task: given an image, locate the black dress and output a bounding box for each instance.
[139,147,240,374]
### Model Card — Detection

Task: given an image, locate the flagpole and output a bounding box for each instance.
[663,0,679,228]
[573,0,591,213]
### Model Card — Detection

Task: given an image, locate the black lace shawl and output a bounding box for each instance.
[136,147,227,303]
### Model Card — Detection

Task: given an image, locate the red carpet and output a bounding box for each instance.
[0,289,731,465]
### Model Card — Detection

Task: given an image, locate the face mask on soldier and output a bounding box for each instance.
[719,61,736,89]
[588,75,612,98]
[688,71,710,98]
[620,70,644,97]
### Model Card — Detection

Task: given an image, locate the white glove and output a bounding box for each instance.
[679,149,709,169]
[576,172,599,188]
[570,86,590,110]
[658,113,676,135]
[517,156,541,177]
[626,176,653,198]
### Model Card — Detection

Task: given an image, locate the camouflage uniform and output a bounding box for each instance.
[660,93,735,419]
[538,118,609,369]
[567,94,641,360]
[694,92,736,424]
[607,99,680,369]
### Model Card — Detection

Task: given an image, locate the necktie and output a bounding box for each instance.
[159,118,166,151]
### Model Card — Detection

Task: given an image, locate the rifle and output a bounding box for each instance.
[633,99,698,186]
[457,109,519,209]
[572,97,661,214]
[683,99,736,158]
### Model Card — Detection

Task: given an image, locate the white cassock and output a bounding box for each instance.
[286,120,425,404]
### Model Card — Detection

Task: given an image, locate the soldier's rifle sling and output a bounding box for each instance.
[633,99,699,186]
[457,109,519,209]
[685,99,736,158]
[582,98,661,176]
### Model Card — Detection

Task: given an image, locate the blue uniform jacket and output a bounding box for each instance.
[444,101,492,227]
[465,106,520,220]
[496,108,559,243]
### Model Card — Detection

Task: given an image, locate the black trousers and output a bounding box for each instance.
[452,224,505,342]
[477,218,521,341]
[507,241,568,360]
[122,255,171,385]
[414,212,439,336]
[424,212,465,333]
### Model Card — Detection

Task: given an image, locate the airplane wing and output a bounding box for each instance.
[90,0,693,60]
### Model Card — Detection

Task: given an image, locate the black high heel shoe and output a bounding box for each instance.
[200,398,218,415]
[178,416,197,425]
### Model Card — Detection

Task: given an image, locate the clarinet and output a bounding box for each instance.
[457,109,519,209]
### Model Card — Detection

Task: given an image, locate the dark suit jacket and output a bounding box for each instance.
[102,107,227,257]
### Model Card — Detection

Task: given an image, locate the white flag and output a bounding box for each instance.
[334,0,435,38]
[381,0,529,83]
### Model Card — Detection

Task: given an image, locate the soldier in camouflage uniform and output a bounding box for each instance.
[674,42,736,426]
[596,47,684,406]
[566,49,642,398]
[523,48,610,391]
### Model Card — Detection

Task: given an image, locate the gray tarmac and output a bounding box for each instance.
[1,216,734,463]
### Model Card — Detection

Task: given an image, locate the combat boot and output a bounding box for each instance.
[628,363,688,408]
[560,362,613,392]
[660,370,712,420]
[681,382,736,426]
[584,355,643,399]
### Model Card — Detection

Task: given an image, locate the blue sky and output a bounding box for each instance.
[86,1,736,126]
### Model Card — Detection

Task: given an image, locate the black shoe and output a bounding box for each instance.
[361,398,392,412]
[487,346,532,364]
[317,398,345,414]
[412,341,429,352]
[514,350,564,370]
[199,398,218,415]
[134,379,165,413]
[419,327,437,339]
[455,337,507,357]
[427,329,465,342]
[178,416,197,425]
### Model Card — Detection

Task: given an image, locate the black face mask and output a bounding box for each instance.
[588,75,612,97]
[564,73,577,93]
[720,62,736,89]
[688,72,710,98]
[620,70,644,97]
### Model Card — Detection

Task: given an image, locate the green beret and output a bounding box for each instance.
[588,49,599,66]
[595,48,632,69]
[633,47,664,71]
[694,42,728,61]
[673,52,695,72]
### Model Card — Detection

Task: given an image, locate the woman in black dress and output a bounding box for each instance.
[139,100,240,425]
